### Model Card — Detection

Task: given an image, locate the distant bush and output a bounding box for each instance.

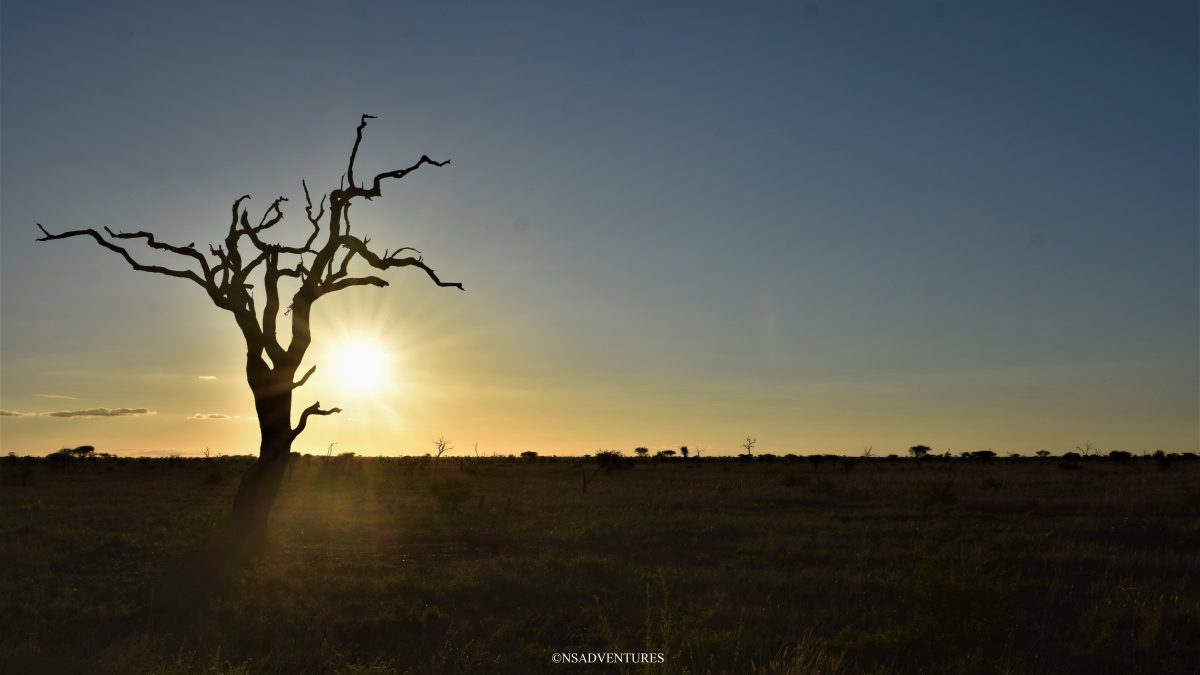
[595,450,633,470]
[520,451,538,461]
[46,452,72,472]
[0,458,35,487]
[909,445,931,459]
[968,450,997,463]
[1153,450,1171,470]
[47,445,96,462]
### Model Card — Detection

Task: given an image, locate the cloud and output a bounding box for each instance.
[197,375,217,380]
[189,413,234,420]
[2,407,155,418]
[47,408,153,418]
[36,394,79,400]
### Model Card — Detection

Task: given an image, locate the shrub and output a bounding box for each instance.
[968,450,997,463]
[1152,450,1171,469]
[909,445,931,459]
[595,450,633,470]
[0,459,35,487]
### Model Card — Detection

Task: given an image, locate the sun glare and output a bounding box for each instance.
[330,338,391,395]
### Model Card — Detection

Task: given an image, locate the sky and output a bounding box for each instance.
[1,0,1196,457]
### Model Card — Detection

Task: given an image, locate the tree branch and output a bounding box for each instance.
[103,226,213,279]
[292,365,316,389]
[260,252,287,365]
[37,224,206,286]
[347,113,377,189]
[345,154,451,202]
[293,401,341,439]
[321,275,389,294]
[336,234,464,290]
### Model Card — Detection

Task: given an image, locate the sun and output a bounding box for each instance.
[330,337,392,395]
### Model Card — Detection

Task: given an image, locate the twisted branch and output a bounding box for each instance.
[293,401,341,439]
[36,224,206,286]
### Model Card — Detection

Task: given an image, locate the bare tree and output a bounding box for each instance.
[741,436,756,457]
[37,115,463,544]
[433,436,453,461]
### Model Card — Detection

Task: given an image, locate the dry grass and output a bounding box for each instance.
[1,454,1197,673]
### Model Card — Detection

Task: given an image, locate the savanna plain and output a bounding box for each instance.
[1,451,1197,674]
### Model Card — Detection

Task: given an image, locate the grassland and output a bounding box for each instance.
[1,453,1197,674]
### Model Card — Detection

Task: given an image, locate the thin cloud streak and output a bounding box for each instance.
[1,407,155,418]
[47,407,153,418]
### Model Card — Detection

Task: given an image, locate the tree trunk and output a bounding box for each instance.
[228,366,294,549]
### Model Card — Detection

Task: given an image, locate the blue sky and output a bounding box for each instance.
[2,1,1196,455]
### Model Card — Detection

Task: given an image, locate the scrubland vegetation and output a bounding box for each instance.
[1,451,1197,674]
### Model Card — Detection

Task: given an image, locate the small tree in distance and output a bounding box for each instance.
[634,447,649,459]
[741,436,757,457]
[37,115,463,548]
[909,445,931,460]
[433,437,453,461]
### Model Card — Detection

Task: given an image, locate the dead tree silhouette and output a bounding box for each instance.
[37,115,462,550]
